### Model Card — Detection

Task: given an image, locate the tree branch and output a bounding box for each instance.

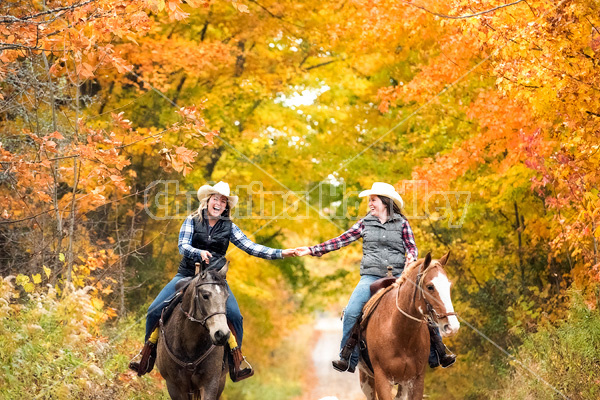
[305,59,337,70]
[400,0,525,20]
[0,0,96,24]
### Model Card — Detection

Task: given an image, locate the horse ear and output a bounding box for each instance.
[218,261,229,279]
[439,250,451,266]
[423,252,432,268]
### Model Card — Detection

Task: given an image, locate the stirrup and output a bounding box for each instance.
[332,358,355,373]
[439,346,456,368]
[229,348,254,382]
[230,358,254,382]
[237,356,254,380]
[429,345,456,369]
[128,341,156,376]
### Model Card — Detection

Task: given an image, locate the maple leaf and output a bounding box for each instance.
[77,62,95,79]
[174,146,198,165]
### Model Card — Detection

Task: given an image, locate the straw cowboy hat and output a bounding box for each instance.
[359,182,404,210]
[197,181,239,209]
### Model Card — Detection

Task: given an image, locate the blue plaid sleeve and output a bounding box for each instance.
[178,215,202,260]
[230,223,283,260]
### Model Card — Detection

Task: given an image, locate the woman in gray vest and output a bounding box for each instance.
[130,181,297,380]
[296,182,455,373]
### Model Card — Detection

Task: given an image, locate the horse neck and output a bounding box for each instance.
[173,281,214,353]
[393,267,427,326]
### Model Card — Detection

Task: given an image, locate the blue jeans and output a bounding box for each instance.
[340,275,381,368]
[145,273,244,346]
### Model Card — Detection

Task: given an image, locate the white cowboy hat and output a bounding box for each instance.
[197,181,239,209]
[359,182,404,210]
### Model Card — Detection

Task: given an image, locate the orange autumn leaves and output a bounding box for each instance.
[374,1,600,279]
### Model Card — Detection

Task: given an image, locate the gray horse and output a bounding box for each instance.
[156,264,230,400]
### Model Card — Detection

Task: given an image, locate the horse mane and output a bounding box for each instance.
[397,257,425,286]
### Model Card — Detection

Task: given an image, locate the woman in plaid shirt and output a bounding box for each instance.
[130,181,296,380]
[296,182,455,373]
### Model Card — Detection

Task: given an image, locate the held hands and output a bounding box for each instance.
[294,247,311,257]
[282,247,312,258]
[282,249,297,258]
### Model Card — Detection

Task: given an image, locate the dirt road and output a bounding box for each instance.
[306,315,364,400]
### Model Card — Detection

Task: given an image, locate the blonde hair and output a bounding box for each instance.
[193,194,231,222]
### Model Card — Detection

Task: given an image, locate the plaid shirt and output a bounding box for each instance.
[178,216,283,260]
[309,217,418,264]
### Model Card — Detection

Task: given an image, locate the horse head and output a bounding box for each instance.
[420,251,460,337]
[187,262,231,346]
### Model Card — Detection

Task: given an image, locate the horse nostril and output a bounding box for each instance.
[214,330,230,345]
[443,324,451,333]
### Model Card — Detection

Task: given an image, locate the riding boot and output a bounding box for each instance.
[229,346,254,382]
[227,323,254,382]
[428,325,456,369]
[332,320,360,373]
[129,340,157,376]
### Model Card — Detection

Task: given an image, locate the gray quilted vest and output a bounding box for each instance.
[360,213,407,277]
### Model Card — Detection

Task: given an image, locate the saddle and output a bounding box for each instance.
[147,276,195,338]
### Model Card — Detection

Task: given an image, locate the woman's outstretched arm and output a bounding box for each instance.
[297,219,364,257]
[230,223,295,259]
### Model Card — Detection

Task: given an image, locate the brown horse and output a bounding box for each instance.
[359,252,460,400]
[156,264,231,400]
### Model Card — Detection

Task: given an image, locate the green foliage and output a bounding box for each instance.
[0,277,166,399]
[492,296,600,400]
[424,293,600,400]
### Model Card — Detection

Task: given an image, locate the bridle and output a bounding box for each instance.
[395,261,457,325]
[160,275,229,371]
[179,279,229,327]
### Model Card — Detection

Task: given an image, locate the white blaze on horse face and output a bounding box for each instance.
[431,272,460,336]
[206,313,229,344]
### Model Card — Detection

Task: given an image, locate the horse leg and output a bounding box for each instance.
[165,381,185,400]
[393,378,424,400]
[199,375,225,400]
[359,369,376,400]
[373,367,394,400]
[410,377,425,400]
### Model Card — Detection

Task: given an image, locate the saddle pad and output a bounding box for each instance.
[159,278,195,328]
[360,282,397,331]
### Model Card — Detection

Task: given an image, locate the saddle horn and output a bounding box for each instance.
[195,262,208,280]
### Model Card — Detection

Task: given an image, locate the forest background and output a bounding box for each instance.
[1,0,599,399]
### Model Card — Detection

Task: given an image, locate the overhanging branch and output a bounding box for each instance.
[401,0,526,20]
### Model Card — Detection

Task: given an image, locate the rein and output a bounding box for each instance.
[395,261,457,324]
[159,278,228,372]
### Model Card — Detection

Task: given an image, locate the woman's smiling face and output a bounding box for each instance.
[207,194,228,218]
[368,195,388,218]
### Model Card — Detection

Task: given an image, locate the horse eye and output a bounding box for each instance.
[426,284,435,291]
[201,292,210,300]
